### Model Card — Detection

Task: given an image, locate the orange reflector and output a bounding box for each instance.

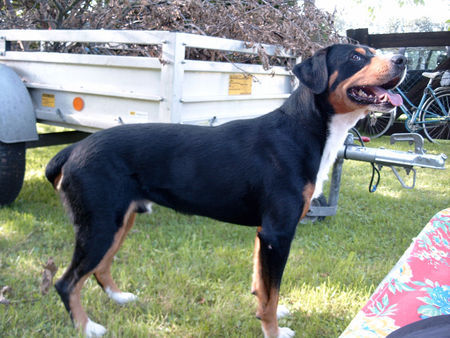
[73,97,84,111]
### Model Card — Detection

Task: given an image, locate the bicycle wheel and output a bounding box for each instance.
[355,109,395,138]
[420,90,450,143]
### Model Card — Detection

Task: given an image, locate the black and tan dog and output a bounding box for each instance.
[46,44,406,337]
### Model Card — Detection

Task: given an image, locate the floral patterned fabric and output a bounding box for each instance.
[340,208,450,337]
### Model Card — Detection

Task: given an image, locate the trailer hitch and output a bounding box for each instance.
[341,133,446,189]
[304,133,447,222]
[384,133,427,189]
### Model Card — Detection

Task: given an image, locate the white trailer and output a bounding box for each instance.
[0,29,296,205]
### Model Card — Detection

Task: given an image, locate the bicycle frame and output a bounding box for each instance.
[396,78,449,130]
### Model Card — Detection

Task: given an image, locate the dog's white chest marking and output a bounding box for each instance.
[312,109,367,199]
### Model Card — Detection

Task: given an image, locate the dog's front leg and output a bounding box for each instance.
[252,225,296,338]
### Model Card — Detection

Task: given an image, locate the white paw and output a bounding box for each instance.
[262,326,295,338]
[278,327,295,338]
[105,287,137,305]
[85,318,107,337]
[145,202,153,213]
[277,304,291,319]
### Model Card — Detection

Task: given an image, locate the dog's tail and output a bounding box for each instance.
[45,144,76,188]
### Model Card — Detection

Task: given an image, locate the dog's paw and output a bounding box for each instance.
[278,327,295,338]
[105,287,137,305]
[277,304,291,319]
[262,326,295,338]
[85,318,107,337]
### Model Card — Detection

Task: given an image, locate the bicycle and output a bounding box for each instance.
[356,70,450,142]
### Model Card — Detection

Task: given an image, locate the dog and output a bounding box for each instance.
[45,44,406,337]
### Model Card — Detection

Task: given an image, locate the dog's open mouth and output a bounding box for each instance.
[347,77,403,108]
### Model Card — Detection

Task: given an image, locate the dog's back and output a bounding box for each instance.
[47,105,322,227]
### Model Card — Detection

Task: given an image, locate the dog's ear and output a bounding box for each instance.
[293,48,329,94]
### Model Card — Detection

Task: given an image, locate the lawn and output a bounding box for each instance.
[0,135,449,337]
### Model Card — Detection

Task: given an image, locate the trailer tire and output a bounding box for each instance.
[0,142,26,206]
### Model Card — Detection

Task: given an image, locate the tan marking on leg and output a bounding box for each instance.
[300,182,315,220]
[251,226,262,296]
[54,173,63,190]
[260,287,280,338]
[69,274,90,331]
[252,228,280,337]
[94,203,137,293]
[94,259,120,293]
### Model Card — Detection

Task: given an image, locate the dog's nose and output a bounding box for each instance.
[391,54,407,66]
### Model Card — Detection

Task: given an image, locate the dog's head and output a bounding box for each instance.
[293,44,406,114]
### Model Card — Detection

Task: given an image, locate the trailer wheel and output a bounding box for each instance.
[0,142,26,206]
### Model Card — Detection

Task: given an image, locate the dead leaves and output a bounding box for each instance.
[0,285,12,305]
[0,258,58,306]
[1,0,345,63]
[40,258,58,296]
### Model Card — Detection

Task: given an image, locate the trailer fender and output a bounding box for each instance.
[0,64,37,205]
[0,64,38,143]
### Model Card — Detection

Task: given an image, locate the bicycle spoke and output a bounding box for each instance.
[421,90,450,143]
[356,110,395,138]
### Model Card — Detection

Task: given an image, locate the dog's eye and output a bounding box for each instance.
[351,54,362,62]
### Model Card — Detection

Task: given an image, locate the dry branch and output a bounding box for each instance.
[0,0,347,67]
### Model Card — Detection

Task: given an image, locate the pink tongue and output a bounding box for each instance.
[372,86,403,106]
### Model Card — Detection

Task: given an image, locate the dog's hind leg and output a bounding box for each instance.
[94,203,138,305]
[251,224,296,338]
[56,199,138,336]
[55,217,117,337]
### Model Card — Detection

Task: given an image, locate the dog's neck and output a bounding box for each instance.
[312,108,367,199]
[280,86,366,199]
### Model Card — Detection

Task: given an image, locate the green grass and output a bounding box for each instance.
[0,135,449,337]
